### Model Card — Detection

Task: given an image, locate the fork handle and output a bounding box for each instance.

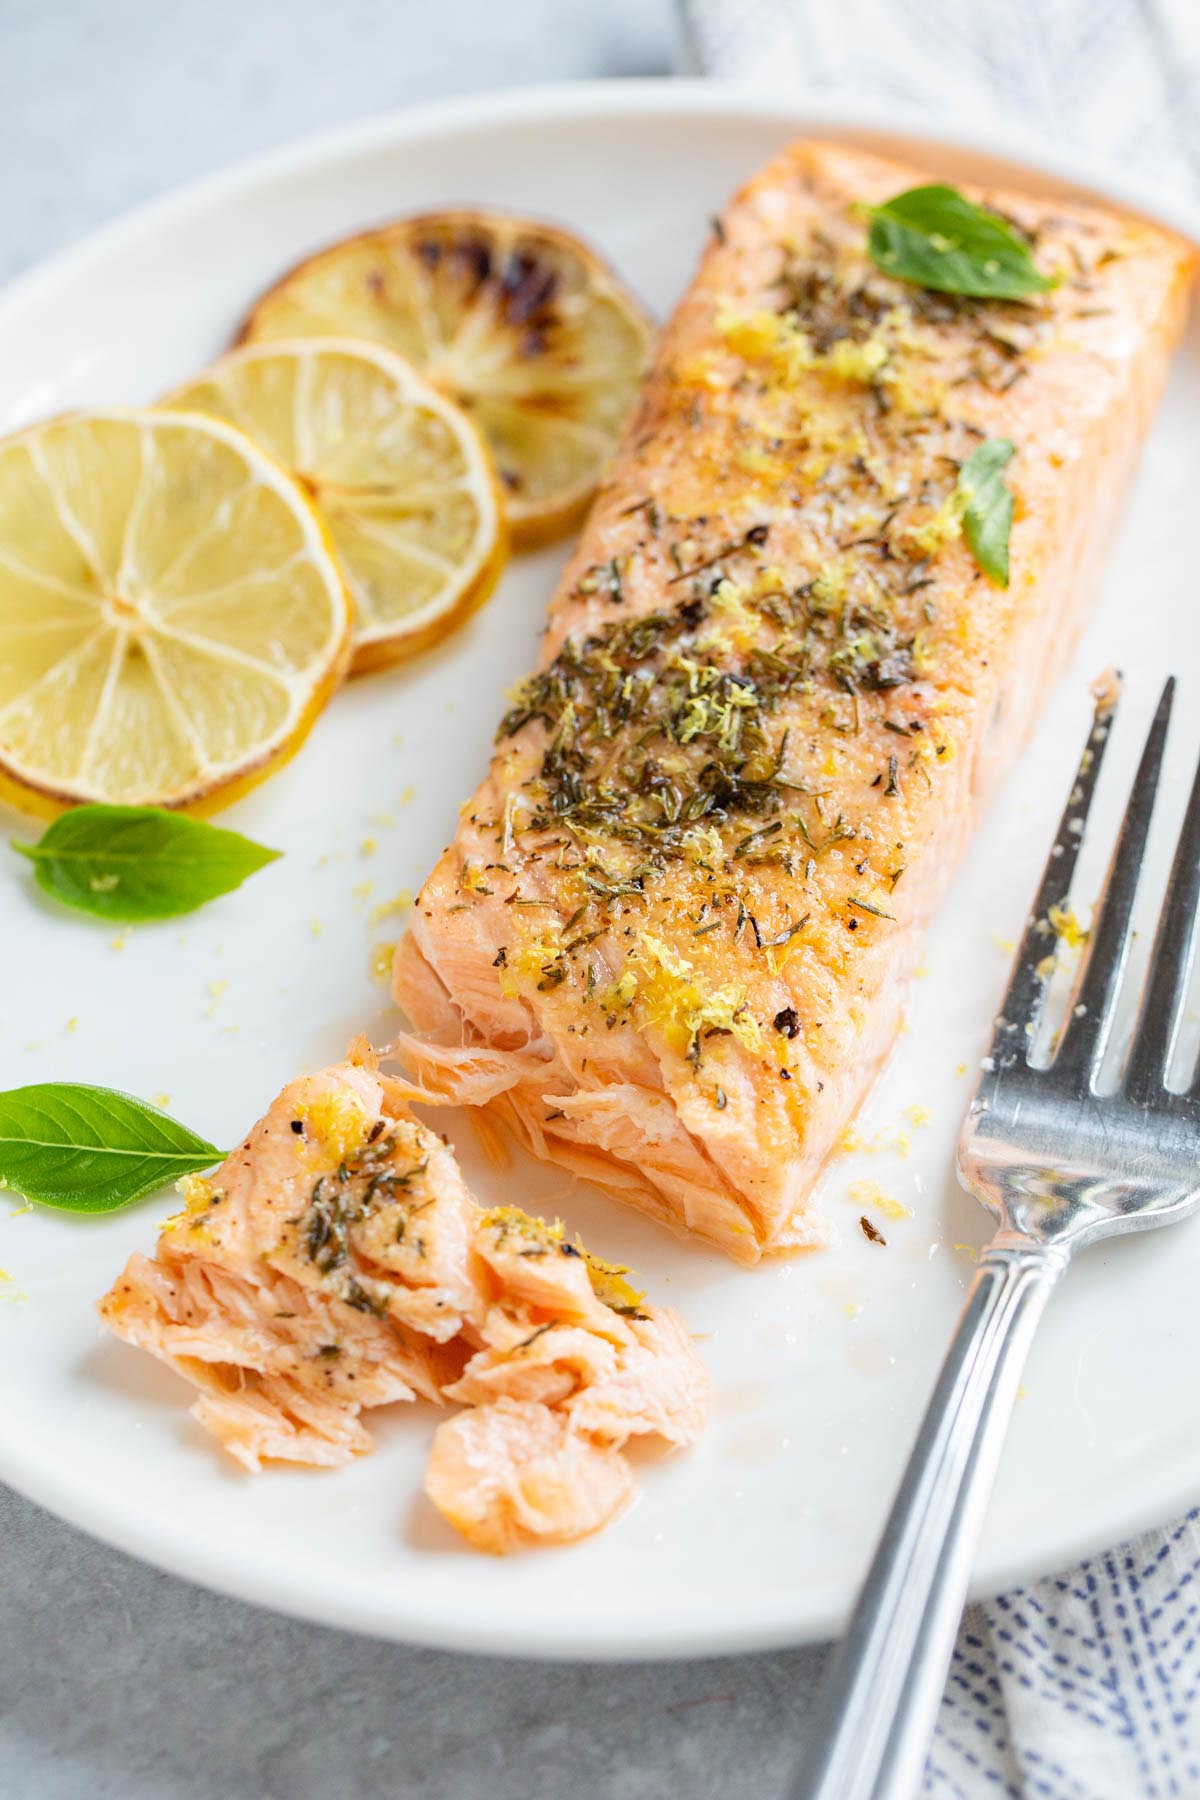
[789,1236,1068,1800]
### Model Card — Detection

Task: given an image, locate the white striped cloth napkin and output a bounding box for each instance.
[678,4,1200,1795]
[681,0,1200,191]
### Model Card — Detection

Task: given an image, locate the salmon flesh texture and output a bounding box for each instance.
[392,140,1195,1262]
[98,1053,706,1553]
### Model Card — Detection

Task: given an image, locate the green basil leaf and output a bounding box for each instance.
[13,805,280,921]
[0,1083,222,1213]
[958,438,1016,587]
[865,185,1057,300]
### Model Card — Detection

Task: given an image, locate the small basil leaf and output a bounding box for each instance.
[13,804,280,921]
[865,185,1057,301]
[958,438,1016,587]
[0,1083,222,1213]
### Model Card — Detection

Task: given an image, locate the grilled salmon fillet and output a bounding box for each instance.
[98,1051,706,1552]
[391,140,1195,1262]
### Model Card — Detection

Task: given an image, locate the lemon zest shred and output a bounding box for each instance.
[810,558,850,612]
[370,941,397,984]
[176,1173,213,1213]
[598,969,639,1013]
[577,1240,647,1316]
[497,933,563,1001]
[703,577,760,652]
[716,303,899,389]
[681,824,726,867]
[162,1172,215,1231]
[1048,903,1089,950]
[369,889,413,927]
[0,1267,27,1305]
[848,1178,913,1222]
[632,932,762,1057]
[479,1206,564,1254]
[298,1089,371,1166]
[904,490,965,556]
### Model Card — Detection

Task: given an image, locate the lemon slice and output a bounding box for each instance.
[0,408,351,816]
[238,211,654,545]
[165,339,505,674]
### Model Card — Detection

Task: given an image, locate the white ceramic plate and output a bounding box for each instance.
[1,81,1198,1661]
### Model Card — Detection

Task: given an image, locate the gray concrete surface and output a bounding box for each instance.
[4,1486,824,1799]
[0,5,826,1795]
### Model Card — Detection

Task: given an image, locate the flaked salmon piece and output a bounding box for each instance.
[193,1061,481,1344]
[392,139,1195,1262]
[444,1303,707,1443]
[566,1308,710,1447]
[428,1214,705,1546]
[98,1054,707,1544]
[446,1323,619,1409]
[99,1058,466,1471]
[103,1254,424,1469]
[444,1310,707,1447]
[424,1397,636,1554]
[446,1217,704,1437]
[105,1253,434,1403]
[193,1376,377,1470]
[470,1205,635,1342]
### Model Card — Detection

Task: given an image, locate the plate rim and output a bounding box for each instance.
[2,77,1199,333]
[2,76,1198,1661]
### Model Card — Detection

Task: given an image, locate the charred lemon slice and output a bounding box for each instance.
[165,339,505,674]
[0,409,351,815]
[238,211,654,545]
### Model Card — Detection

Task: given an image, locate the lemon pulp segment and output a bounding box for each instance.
[240,211,653,543]
[165,339,505,672]
[0,408,351,813]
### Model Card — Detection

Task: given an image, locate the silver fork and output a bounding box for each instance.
[790,677,1200,1800]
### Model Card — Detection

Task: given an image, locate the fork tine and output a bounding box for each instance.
[986,686,1119,1073]
[1053,678,1175,1087]
[1124,733,1200,1101]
